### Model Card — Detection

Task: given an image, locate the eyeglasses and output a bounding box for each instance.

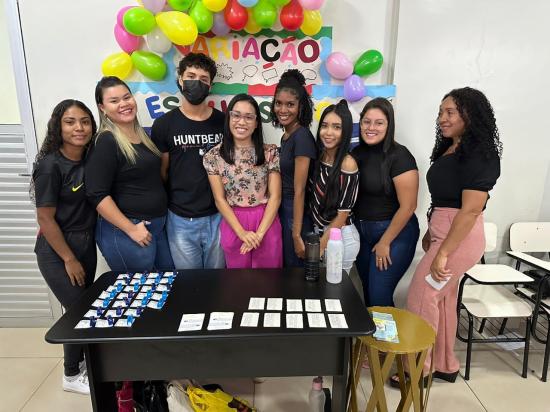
[360,119,387,128]
[229,111,257,123]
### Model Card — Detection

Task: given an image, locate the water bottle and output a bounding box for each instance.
[308,376,325,412]
[305,232,320,282]
[326,228,343,284]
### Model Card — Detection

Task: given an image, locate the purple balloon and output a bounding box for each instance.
[117,6,135,27]
[343,75,365,102]
[212,12,231,36]
[142,0,166,14]
[325,52,353,80]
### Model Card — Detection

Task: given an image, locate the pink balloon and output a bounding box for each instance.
[298,0,324,10]
[212,12,231,36]
[114,23,141,54]
[343,75,365,102]
[141,0,166,14]
[117,6,135,27]
[325,52,353,80]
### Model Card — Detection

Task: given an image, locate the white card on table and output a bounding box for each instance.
[325,299,343,312]
[240,312,259,327]
[178,313,205,332]
[114,318,134,327]
[151,293,164,301]
[159,278,169,284]
[124,308,141,317]
[156,284,168,291]
[328,313,348,329]
[305,299,322,312]
[307,313,327,328]
[106,286,116,292]
[99,291,110,299]
[286,313,303,329]
[75,320,92,329]
[84,309,101,318]
[91,299,105,308]
[145,279,155,285]
[130,300,142,308]
[112,300,127,308]
[95,319,112,328]
[124,286,134,292]
[142,285,152,291]
[286,299,303,312]
[248,297,265,310]
[266,298,283,311]
[105,309,122,318]
[130,279,140,285]
[207,312,234,330]
[263,312,281,327]
[164,272,174,277]
[148,272,159,278]
[136,292,147,299]
[147,300,165,309]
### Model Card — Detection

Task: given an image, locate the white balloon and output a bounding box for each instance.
[146,26,172,54]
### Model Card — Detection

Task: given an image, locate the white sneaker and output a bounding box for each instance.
[63,370,90,395]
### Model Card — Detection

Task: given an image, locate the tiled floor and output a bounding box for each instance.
[1,328,549,412]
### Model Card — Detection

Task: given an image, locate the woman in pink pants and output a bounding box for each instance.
[203,94,282,268]
[394,87,502,386]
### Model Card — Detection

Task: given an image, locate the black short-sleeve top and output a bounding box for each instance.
[352,142,417,221]
[427,151,500,209]
[309,162,359,228]
[85,131,167,220]
[33,151,96,232]
[279,126,317,198]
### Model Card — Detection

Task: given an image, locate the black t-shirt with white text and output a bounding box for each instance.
[151,108,224,218]
[33,151,96,232]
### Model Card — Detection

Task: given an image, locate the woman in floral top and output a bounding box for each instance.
[203,94,282,268]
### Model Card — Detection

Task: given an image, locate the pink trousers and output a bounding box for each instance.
[220,204,283,269]
[406,208,485,373]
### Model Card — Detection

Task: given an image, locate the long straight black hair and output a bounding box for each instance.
[313,99,353,222]
[359,97,397,195]
[220,93,265,166]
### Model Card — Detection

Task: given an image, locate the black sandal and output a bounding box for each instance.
[433,370,459,383]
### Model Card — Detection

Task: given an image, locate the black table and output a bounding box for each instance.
[46,268,375,411]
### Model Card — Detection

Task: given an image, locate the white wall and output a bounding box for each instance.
[394,0,550,257]
[0,0,20,124]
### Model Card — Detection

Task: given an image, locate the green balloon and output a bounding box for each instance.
[354,50,384,77]
[123,7,156,36]
[253,0,277,29]
[190,1,214,34]
[167,0,193,11]
[131,51,167,81]
[270,0,291,5]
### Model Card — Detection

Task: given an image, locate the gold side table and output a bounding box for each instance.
[348,306,436,412]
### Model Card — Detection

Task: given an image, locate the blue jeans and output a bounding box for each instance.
[355,214,420,307]
[96,215,174,272]
[166,210,225,269]
[279,196,314,268]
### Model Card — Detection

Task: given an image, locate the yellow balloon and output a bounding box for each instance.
[244,9,261,34]
[314,100,331,121]
[203,0,227,13]
[156,11,198,46]
[301,10,322,36]
[101,52,133,79]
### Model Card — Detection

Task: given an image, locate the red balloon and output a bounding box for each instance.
[224,0,248,31]
[280,0,304,31]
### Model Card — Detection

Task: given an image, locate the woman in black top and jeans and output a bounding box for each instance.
[352,98,420,307]
[33,100,97,394]
[270,69,316,267]
[86,76,173,272]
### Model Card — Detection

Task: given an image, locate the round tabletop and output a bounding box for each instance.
[362,306,436,354]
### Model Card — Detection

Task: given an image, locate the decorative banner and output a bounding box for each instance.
[126,28,395,143]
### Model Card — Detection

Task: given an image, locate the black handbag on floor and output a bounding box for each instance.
[133,380,169,412]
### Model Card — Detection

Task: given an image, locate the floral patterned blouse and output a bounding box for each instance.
[203,143,280,207]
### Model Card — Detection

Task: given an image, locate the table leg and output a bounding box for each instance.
[401,351,428,412]
[85,345,117,412]
[333,337,351,412]
[366,345,388,412]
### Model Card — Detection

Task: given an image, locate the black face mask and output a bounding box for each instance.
[178,79,210,105]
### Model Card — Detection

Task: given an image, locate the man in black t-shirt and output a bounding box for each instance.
[151,53,225,269]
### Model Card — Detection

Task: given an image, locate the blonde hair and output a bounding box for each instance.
[96,111,160,164]
[94,76,161,163]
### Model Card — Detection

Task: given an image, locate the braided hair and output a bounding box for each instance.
[270,69,313,128]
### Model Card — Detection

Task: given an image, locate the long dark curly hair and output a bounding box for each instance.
[270,69,313,128]
[35,99,97,163]
[431,87,502,163]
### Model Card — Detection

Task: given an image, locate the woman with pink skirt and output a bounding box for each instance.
[393,87,502,386]
[203,94,282,268]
